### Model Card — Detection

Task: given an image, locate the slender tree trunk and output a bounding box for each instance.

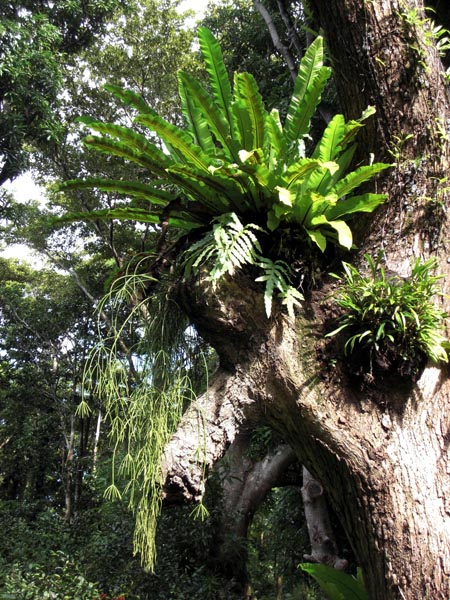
[92,409,102,471]
[161,1,450,598]
[64,415,75,523]
[301,467,348,570]
[213,432,298,592]
[254,0,298,82]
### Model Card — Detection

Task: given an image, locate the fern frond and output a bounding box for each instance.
[333,163,391,199]
[233,72,267,151]
[77,116,168,163]
[178,71,239,162]
[198,26,233,125]
[136,113,213,172]
[82,136,169,177]
[178,72,216,154]
[59,178,173,206]
[104,83,155,114]
[284,37,331,147]
[312,114,346,162]
[256,258,303,317]
[185,213,263,284]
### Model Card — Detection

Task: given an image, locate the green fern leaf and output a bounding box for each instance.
[136,113,213,172]
[283,158,326,189]
[82,136,169,177]
[77,117,170,168]
[306,228,327,251]
[198,27,233,125]
[284,37,331,146]
[325,193,387,220]
[280,285,304,319]
[178,72,239,162]
[285,67,331,146]
[233,72,267,150]
[333,163,391,199]
[104,84,155,114]
[312,114,346,162]
[314,143,358,195]
[264,110,287,173]
[256,258,302,318]
[178,72,216,154]
[167,164,252,214]
[185,213,263,284]
[59,178,173,206]
[55,206,201,230]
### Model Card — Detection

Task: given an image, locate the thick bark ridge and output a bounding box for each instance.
[162,2,450,598]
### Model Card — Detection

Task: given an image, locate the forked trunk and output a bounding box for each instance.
[161,1,450,597]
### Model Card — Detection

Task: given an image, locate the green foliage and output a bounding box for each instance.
[328,255,448,371]
[0,14,63,183]
[247,487,325,600]
[0,0,126,184]
[58,30,388,318]
[200,0,298,111]
[299,563,368,600]
[0,552,100,600]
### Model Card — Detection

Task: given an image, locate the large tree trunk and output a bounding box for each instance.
[161,1,450,598]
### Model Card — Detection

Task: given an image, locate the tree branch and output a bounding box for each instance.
[254,0,298,82]
[161,369,261,503]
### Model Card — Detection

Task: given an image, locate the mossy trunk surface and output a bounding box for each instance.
[162,1,450,598]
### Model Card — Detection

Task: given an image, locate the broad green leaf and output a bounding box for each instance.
[136,113,212,172]
[276,186,294,207]
[327,219,354,249]
[54,207,201,230]
[264,110,287,171]
[284,36,331,145]
[77,117,170,165]
[82,136,169,177]
[104,83,155,114]
[314,143,358,195]
[306,228,327,251]
[208,162,261,212]
[237,156,276,206]
[283,158,324,189]
[59,178,173,206]
[325,193,387,220]
[167,163,257,214]
[178,71,238,161]
[233,72,266,150]
[178,71,216,154]
[286,67,331,144]
[299,564,368,600]
[198,27,233,125]
[333,163,391,199]
[232,98,256,153]
[312,114,346,161]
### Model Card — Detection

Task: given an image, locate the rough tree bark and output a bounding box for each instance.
[161,1,450,598]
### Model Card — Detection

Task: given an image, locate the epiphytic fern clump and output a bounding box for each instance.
[59,29,389,318]
[327,255,448,378]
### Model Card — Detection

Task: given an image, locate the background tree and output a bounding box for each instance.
[0,0,129,186]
